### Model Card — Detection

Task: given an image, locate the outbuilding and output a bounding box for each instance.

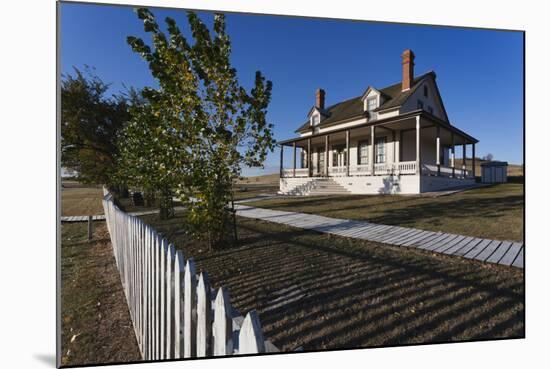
[481,161,508,183]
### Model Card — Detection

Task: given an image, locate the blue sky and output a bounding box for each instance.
[61,2,524,176]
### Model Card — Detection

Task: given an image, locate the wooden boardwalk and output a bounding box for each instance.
[234,204,524,269]
[61,209,160,223]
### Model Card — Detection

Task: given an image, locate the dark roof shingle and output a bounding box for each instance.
[296,72,435,133]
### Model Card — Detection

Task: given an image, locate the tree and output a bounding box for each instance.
[61,67,131,186]
[126,8,275,247]
[483,153,494,161]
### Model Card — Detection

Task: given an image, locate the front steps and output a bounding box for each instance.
[282,177,351,196]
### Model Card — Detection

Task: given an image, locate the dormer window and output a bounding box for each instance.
[311,115,320,126]
[367,97,377,112]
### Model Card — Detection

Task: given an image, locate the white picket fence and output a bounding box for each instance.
[101,189,277,360]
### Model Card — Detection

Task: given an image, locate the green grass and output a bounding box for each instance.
[60,222,140,366]
[246,183,524,241]
[140,211,524,351]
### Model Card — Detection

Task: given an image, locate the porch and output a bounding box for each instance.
[278,112,477,181]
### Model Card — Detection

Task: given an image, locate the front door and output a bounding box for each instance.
[332,146,347,168]
[317,149,325,175]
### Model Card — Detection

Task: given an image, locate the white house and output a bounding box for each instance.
[278,49,478,195]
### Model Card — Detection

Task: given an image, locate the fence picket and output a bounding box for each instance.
[196,272,213,357]
[166,244,175,359]
[184,259,197,358]
[174,250,185,359]
[238,311,266,354]
[213,287,233,356]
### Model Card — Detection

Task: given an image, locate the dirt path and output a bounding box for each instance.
[60,222,141,366]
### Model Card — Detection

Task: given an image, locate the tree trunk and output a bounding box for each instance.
[159,187,174,220]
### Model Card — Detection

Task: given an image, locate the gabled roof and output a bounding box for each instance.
[295,71,437,133]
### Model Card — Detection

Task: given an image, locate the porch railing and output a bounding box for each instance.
[421,164,471,178]
[282,161,471,178]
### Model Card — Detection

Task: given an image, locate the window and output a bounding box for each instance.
[423,85,428,97]
[428,106,434,115]
[417,100,424,110]
[376,137,386,163]
[358,140,369,165]
[367,97,377,112]
[301,149,308,168]
[311,115,320,126]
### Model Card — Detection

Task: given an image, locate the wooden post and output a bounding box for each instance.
[325,135,329,176]
[87,215,93,240]
[213,288,233,356]
[451,131,455,178]
[279,144,284,178]
[292,142,296,177]
[196,272,213,357]
[416,116,421,175]
[307,138,312,177]
[370,125,375,175]
[238,310,266,354]
[462,139,467,178]
[184,259,197,358]
[436,125,441,176]
[472,143,476,179]
[399,130,403,162]
[392,130,397,169]
[345,130,350,176]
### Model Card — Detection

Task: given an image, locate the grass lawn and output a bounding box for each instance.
[140,211,524,351]
[61,181,104,216]
[246,183,524,242]
[60,222,140,366]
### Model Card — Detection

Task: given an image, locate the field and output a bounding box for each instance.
[61,181,104,216]
[247,183,524,242]
[233,173,279,200]
[141,211,524,351]
[454,158,523,178]
[60,222,140,366]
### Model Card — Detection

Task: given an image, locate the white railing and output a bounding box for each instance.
[280,161,471,179]
[102,190,277,360]
[328,166,347,176]
[281,168,309,177]
[422,164,471,178]
[396,161,417,175]
[350,164,372,175]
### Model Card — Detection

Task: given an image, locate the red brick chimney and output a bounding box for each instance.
[316,88,325,110]
[401,49,415,91]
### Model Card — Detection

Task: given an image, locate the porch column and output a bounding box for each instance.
[307,138,312,177]
[392,131,397,170]
[370,125,375,175]
[399,130,403,162]
[346,130,350,176]
[292,142,296,177]
[436,125,441,176]
[472,143,476,179]
[325,135,329,176]
[279,144,284,178]
[462,139,466,178]
[451,131,455,178]
[415,116,421,175]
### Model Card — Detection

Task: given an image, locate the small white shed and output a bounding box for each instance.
[481,161,508,183]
